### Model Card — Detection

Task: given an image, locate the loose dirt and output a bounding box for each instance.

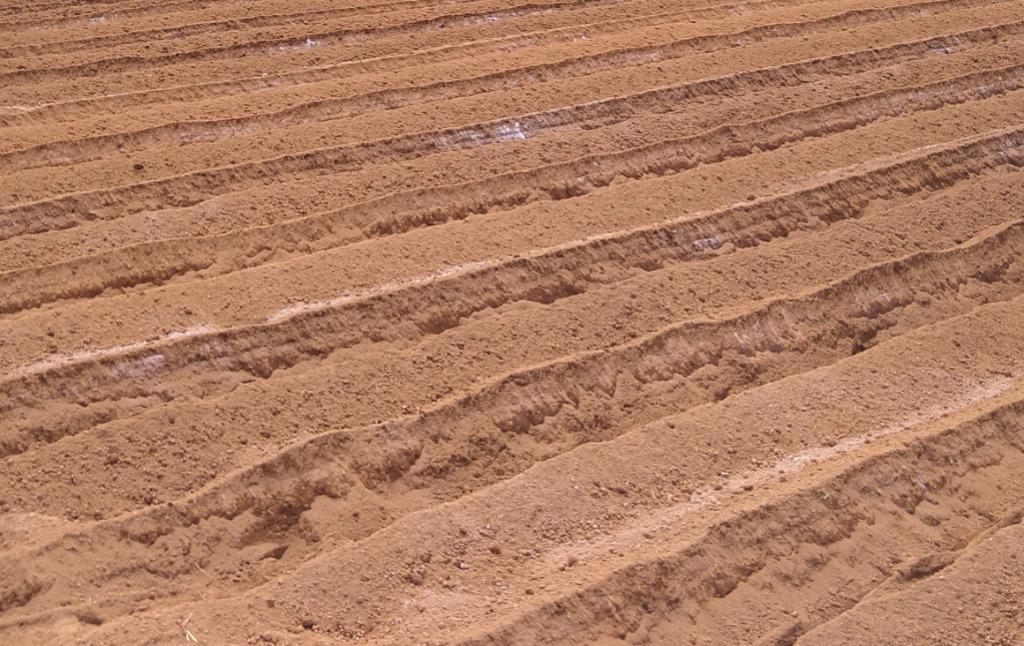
[1,0,1022,643]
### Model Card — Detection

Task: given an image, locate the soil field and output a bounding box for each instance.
[1,0,1023,643]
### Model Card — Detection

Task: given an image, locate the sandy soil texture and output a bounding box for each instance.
[1,0,1023,643]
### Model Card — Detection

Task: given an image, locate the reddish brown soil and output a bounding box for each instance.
[1,0,1023,643]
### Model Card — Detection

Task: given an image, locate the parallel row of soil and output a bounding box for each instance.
[1,0,1022,643]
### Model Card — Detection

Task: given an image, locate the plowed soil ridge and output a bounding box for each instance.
[0,0,834,111]
[1,0,1005,170]
[6,12,1023,239]
[0,0,1021,643]
[2,125,1019,433]
[3,61,1023,315]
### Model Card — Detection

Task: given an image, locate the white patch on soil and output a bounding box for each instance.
[11,325,215,378]
[266,261,490,324]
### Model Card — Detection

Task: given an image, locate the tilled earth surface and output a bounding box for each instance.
[1,0,1023,643]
